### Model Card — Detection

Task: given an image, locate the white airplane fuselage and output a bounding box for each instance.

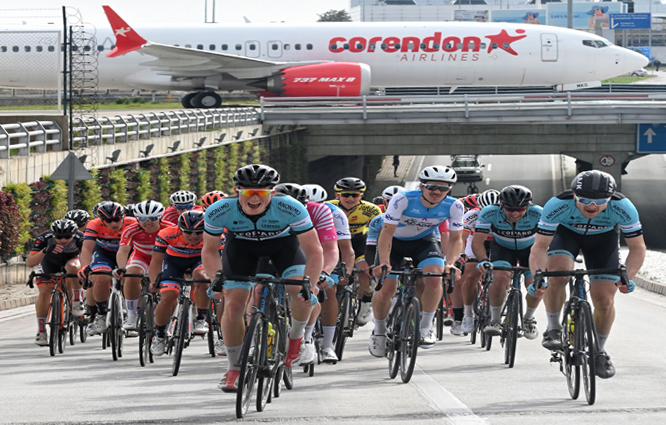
[0,21,648,93]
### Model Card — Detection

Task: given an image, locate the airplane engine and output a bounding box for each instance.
[260,62,371,97]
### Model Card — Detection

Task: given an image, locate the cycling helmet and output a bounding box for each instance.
[201,191,228,209]
[461,194,479,210]
[91,201,105,218]
[334,177,366,193]
[382,185,404,201]
[124,204,135,218]
[302,184,328,203]
[50,219,78,237]
[97,201,125,221]
[133,200,165,219]
[178,210,205,233]
[233,164,280,188]
[499,185,532,208]
[571,170,616,199]
[418,166,457,184]
[64,209,90,228]
[478,189,500,208]
[275,183,309,205]
[169,190,197,206]
[372,196,383,205]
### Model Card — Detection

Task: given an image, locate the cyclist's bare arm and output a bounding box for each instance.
[149,251,165,285]
[79,240,96,270]
[338,239,355,282]
[296,228,324,288]
[445,229,464,271]
[116,245,131,271]
[375,222,398,277]
[471,231,488,264]
[322,240,339,275]
[202,232,223,283]
[624,234,646,281]
[26,250,45,268]
[529,233,553,276]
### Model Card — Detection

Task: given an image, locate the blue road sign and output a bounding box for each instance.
[610,13,651,30]
[637,124,666,153]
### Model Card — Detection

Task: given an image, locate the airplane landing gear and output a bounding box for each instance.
[181,91,222,109]
[467,182,479,195]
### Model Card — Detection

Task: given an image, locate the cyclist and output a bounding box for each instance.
[365,186,405,267]
[162,190,203,225]
[328,177,382,327]
[27,219,84,346]
[370,166,464,355]
[529,170,645,379]
[65,209,91,233]
[78,202,135,336]
[202,164,323,393]
[149,210,212,356]
[124,204,135,218]
[115,200,173,332]
[201,191,228,210]
[473,186,542,340]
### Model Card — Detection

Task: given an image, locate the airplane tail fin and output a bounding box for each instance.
[102,6,147,58]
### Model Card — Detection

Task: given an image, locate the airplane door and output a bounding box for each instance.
[541,34,558,62]
[268,40,282,58]
[245,41,260,58]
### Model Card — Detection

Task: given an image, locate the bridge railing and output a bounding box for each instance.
[0,120,63,159]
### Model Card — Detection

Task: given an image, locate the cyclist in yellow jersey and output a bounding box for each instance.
[328,177,382,326]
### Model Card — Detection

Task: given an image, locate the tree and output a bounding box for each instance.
[0,191,20,260]
[317,9,352,22]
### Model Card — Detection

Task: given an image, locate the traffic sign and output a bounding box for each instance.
[609,13,651,30]
[636,124,666,153]
[599,155,615,167]
[50,152,93,181]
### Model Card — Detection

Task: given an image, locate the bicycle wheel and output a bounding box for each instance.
[435,297,444,341]
[470,316,477,345]
[110,293,120,361]
[48,292,60,357]
[580,302,597,405]
[172,301,189,376]
[146,297,155,364]
[69,319,77,346]
[334,291,351,361]
[138,294,150,367]
[58,295,69,354]
[400,298,420,383]
[387,304,402,380]
[504,292,520,368]
[79,316,88,343]
[236,314,263,418]
[206,308,215,358]
[256,320,272,412]
[563,305,580,400]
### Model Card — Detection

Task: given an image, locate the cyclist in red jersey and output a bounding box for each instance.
[162,190,203,224]
[78,201,136,336]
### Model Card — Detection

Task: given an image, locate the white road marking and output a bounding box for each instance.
[487,163,492,172]
[410,366,489,424]
[485,177,490,186]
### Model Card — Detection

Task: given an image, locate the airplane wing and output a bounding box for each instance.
[102,6,325,80]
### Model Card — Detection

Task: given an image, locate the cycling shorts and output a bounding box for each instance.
[90,246,117,272]
[489,240,532,278]
[351,233,368,264]
[388,233,444,278]
[160,255,204,293]
[548,225,620,281]
[127,250,152,274]
[35,260,79,286]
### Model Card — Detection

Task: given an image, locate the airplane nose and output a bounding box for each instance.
[623,47,649,71]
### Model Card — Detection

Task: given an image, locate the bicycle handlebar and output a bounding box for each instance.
[26,271,78,288]
[211,271,312,302]
[447,267,456,294]
[534,265,628,289]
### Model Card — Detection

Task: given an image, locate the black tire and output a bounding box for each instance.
[504,292,520,368]
[470,317,477,345]
[206,308,215,358]
[49,292,60,357]
[485,333,493,351]
[59,298,69,354]
[400,298,420,383]
[181,92,197,108]
[110,294,120,361]
[79,317,87,343]
[146,298,155,364]
[435,299,444,341]
[273,366,283,399]
[563,306,580,400]
[387,304,401,380]
[236,314,263,418]
[283,366,293,390]
[580,302,597,405]
[69,319,77,346]
[172,301,189,376]
[334,291,351,361]
[256,318,272,412]
[138,294,153,367]
[192,91,222,109]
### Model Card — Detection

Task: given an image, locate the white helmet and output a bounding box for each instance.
[382,185,404,201]
[418,166,457,184]
[169,190,197,206]
[478,189,500,208]
[302,184,328,203]
[133,200,165,219]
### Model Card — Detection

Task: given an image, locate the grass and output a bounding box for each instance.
[602,75,656,84]
[0,99,259,111]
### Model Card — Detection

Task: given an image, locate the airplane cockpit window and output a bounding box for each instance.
[594,40,607,48]
[295,44,301,50]
[12,46,18,52]
[235,44,242,50]
[307,44,313,50]
[221,44,228,50]
[25,46,31,52]
[197,44,203,50]
[583,40,596,48]
[209,44,215,50]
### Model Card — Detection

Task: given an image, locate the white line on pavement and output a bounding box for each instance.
[0,305,34,323]
[485,177,490,186]
[487,163,492,172]
[410,366,489,424]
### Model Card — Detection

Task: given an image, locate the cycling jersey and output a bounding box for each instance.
[324,202,351,241]
[475,205,542,251]
[83,217,136,252]
[204,194,313,241]
[367,213,442,246]
[120,221,175,255]
[327,199,382,236]
[537,190,642,238]
[307,201,337,243]
[384,190,464,241]
[31,230,84,275]
[162,205,204,226]
[154,226,203,258]
[462,208,490,259]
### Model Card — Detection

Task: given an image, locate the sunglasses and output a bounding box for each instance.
[422,184,452,192]
[174,204,194,210]
[102,217,122,223]
[574,195,611,206]
[340,193,361,198]
[238,189,272,197]
[137,216,160,223]
[54,234,73,240]
[181,229,203,235]
[504,207,527,213]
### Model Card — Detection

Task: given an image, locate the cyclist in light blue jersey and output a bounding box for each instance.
[473,185,543,340]
[369,166,464,355]
[529,170,645,379]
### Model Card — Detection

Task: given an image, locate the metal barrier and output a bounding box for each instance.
[0,121,63,159]
[71,107,259,148]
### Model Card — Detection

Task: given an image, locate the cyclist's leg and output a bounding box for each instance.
[64,258,82,314]
[151,257,184,355]
[192,264,211,334]
[320,283,338,359]
[369,277,397,357]
[90,248,115,331]
[35,276,54,344]
[124,251,149,327]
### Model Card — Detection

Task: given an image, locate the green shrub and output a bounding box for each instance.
[135,170,152,201]
[179,152,191,191]
[48,178,69,221]
[214,145,227,191]
[4,182,32,254]
[0,191,20,260]
[108,168,128,205]
[157,157,171,205]
[80,168,102,214]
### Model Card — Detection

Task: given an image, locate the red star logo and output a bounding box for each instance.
[485,29,526,56]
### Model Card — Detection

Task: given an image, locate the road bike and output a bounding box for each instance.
[122,273,156,367]
[471,270,493,349]
[435,272,455,340]
[333,263,363,362]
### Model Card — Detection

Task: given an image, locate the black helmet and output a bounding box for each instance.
[97,201,125,221]
[275,183,309,205]
[124,204,135,218]
[499,185,532,208]
[372,196,383,205]
[64,209,90,228]
[571,170,616,199]
[233,164,280,188]
[50,219,78,237]
[91,202,105,218]
[178,210,205,233]
[334,177,366,193]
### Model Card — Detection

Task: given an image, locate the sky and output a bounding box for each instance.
[0,0,351,27]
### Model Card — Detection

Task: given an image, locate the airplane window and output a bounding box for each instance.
[330,43,337,50]
[433,43,440,49]
[295,44,301,50]
[408,42,415,49]
[503,43,509,49]
[221,44,228,50]
[236,44,242,50]
[394,43,401,49]
[210,44,215,50]
[420,43,426,49]
[307,44,312,50]
[369,43,375,50]
[272,44,278,50]
[343,43,350,50]
[582,40,596,48]
[480,43,486,49]
[71,45,78,51]
[491,42,497,49]
[456,43,463,49]
[356,43,363,49]
[594,40,607,48]
[185,44,192,48]
[84,45,91,51]
[249,44,256,50]
[381,43,387,50]
[285,44,290,50]
[36,46,43,52]
[197,44,204,50]
[174,44,179,47]
[25,46,31,52]
[1,46,5,52]
[98,45,104,51]
[12,46,18,52]
[49,46,55,52]
[445,43,452,49]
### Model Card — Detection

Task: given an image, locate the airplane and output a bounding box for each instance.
[0,5,648,108]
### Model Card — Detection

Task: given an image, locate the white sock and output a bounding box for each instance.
[524,306,537,320]
[322,326,335,350]
[289,318,308,340]
[463,304,474,317]
[304,325,315,342]
[126,299,138,314]
[225,345,242,371]
[547,310,562,331]
[598,333,609,351]
[491,306,502,322]
[420,311,435,331]
[373,318,387,336]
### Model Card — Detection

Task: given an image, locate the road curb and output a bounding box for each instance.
[0,295,38,311]
[634,275,666,296]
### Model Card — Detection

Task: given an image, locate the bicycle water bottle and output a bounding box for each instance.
[568,310,575,345]
[267,323,275,357]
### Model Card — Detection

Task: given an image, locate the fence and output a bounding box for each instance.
[0,120,64,159]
